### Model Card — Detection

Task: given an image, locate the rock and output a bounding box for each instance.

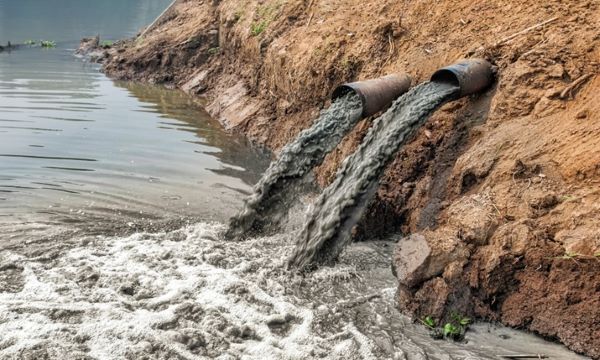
[547,64,565,78]
[181,70,209,94]
[393,228,469,287]
[576,109,588,119]
[76,35,100,55]
[392,233,430,285]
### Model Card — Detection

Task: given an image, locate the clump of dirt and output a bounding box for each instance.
[100,0,599,357]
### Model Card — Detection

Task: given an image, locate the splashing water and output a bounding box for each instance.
[0,223,584,359]
[227,93,362,239]
[288,82,460,268]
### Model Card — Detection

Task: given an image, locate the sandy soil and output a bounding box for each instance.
[99,0,599,357]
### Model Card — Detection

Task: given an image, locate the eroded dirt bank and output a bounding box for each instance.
[100,0,599,357]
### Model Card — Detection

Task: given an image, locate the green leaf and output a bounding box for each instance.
[459,317,471,326]
[443,323,458,337]
[421,316,436,328]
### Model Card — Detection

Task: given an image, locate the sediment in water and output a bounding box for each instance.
[288,82,460,268]
[227,93,362,239]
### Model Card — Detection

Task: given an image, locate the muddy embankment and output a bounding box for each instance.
[99,0,600,357]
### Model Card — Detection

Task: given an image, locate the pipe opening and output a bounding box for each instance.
[331,73,412,118]
[431,59,494,97]
[331,85,359,101]
[431,69,460,88]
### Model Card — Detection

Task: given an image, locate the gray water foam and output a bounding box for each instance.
[288,82,459,268]
[227,93,362,239]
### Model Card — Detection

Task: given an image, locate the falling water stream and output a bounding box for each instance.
[227,93,362,239]
[289,82,459,268]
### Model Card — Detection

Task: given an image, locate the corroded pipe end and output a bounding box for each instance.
[332,73,412,118]
[431,59,494,97]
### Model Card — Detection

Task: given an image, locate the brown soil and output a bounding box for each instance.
[100,0,600,357]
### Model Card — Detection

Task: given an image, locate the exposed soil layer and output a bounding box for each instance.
[100,0,600,357]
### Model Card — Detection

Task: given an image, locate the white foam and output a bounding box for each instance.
[0,222,377,359]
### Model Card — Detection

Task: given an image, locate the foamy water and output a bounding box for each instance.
[0,223,383,359]
[0,222,586,359]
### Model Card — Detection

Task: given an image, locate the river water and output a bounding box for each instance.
[0,1,587,359]
[0,0,269,245]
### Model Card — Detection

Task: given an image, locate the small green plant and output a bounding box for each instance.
[100,40,114,48]
[420,316,436,329]
[24,40,36,46]
[420,313,471,341]
[249,1,284,37]
[250,20,268,36]
[207,47,220,55]
[443,322,461,338]
[40,40,56,48]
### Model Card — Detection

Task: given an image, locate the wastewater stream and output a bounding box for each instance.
[0,1,587,359]
[288,82,459,268]
[227,93,362,239]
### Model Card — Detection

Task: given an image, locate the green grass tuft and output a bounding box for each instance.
[40,40,56,48]
[250,20,268,36]
[207,47,220,55]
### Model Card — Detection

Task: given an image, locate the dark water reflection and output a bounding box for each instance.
[0,0,270,241]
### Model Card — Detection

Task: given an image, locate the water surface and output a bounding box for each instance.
[0,0,269,242]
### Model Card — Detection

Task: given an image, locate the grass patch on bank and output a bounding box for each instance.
[250,20,268,36]
[249,0,285,36]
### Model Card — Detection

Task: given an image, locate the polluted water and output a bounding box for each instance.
[0,222,586,359]
[288,81,460,268]
[227,93,362,239]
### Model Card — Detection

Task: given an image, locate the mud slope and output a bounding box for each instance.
[102,0,600,357]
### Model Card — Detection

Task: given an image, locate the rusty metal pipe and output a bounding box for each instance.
[332,73,412,118]
[431,59,494,97]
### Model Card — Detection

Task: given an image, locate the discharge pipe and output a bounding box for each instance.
[332,73,412,117]
[431,58,494,97]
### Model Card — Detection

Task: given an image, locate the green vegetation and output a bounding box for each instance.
[40,40,56,48]
[250,20,268,36]
[420,316,436,329]
[420,313,471,341]
[24,40,36,46]
[249,0,285,37]
[207,47,220,55]
[100,40,114,48]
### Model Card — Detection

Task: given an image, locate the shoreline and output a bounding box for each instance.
[96,0,600,357]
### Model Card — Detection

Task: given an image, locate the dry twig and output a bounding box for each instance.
[492,17,558,48]
[559,74,593,99]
